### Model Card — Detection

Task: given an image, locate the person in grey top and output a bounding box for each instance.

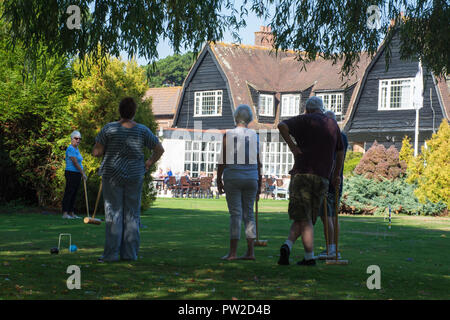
[92,97,164,262]
[217,104,262,260]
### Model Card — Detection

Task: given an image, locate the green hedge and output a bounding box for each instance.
[343,151,363,177]
[341,175,447,216]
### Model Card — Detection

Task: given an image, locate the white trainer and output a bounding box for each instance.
[318,250,341,260]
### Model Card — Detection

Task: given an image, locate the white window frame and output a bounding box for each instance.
[194,90,223,117]
[316,92,344,116]
[184,141,222,177]
[259,94,274,117]
[378,78,415,111]
[281,94,301,117]
[261,142,294,177]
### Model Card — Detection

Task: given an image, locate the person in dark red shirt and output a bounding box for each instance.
[277,97,344,266]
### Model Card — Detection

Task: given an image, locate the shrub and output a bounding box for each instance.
[399,135,414,165]
[354,141,406,180]
[0,25,74,206]
[406,120,450,208]
[69,52,159,212]
[341,175,447,216]
[343,151,363,177]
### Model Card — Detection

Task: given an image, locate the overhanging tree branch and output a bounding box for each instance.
[1,0,448,76]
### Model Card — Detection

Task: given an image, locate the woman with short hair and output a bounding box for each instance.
[61,130,87,219]
[92,97,165,262]
[217,104,262,260]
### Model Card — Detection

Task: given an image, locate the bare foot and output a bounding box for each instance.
[221,254,238,260]
[238,255,255,260]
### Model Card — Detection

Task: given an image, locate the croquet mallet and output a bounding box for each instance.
[323,196,330,257]
[83,179,102,225]
[326,184,349,265]
[254,196,268,246]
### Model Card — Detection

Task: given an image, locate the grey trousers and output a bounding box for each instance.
[102,177,143,261]
[223,179,258,240]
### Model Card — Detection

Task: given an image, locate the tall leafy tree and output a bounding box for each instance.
[1,1,448,76]
[145,52,195,87]
[0,21,74,205]
[70,50,157,146]
[69,51,158,210]
[406,120,450,207]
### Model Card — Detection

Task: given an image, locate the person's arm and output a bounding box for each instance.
[92,142,105,157]
[257,140,262,199]
[217,133,226,194]
[332,131,345,190]
[332,150,344,190]
[145,143,165,171]
[277,122,302,158]
[70,157,87,180]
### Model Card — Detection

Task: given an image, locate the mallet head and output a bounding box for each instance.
[254,240,268,247]
[325,259,349,265]
[83,217,101,225]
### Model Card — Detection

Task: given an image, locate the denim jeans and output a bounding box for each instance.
[223,179,258,240]
[102,177,143,261]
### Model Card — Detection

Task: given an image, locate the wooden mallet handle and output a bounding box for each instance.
[92,180,102,219]
[324,196,329,255]
[334,184,340,260]
[83,178,89,218]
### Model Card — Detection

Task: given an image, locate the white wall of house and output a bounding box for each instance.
[157,139,185,174]
[157,133,295,178]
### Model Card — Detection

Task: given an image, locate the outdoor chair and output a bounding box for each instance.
[274,179,288,200]
[167,176,179,197]
[189,178,200,198]
[264,178,276,199]
[198,177,212,198]
[153,179,164,195]
[179,176,192,198]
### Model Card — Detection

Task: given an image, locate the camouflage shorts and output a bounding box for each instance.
[288,174,329,225]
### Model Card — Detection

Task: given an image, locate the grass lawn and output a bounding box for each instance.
[0,198,449,300]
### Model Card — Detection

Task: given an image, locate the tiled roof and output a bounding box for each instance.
[143,86,182,116]
[435,76,450,119]
[209,42,371,127]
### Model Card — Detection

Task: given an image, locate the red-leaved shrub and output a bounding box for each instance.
[354,141,406,180]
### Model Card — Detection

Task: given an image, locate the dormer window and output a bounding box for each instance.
[194,90,223,116]
[378,78,415,110]
[259,94,274,116]
[281,94,301,117]
[316,92,343,118]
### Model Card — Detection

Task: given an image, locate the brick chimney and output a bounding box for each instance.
[254,26,274,48]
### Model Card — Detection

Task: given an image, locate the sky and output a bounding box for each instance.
[129,6,271,66]
[119,1,396,66]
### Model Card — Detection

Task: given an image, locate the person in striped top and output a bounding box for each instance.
[92,97,164,263]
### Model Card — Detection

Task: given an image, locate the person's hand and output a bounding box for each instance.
[217,179,224,194]
[145,159,153,172]
[82,173,87,181]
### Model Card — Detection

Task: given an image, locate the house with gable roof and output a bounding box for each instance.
[160,26,370,177]
[344,30,449,151]
[154,26,449,177]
